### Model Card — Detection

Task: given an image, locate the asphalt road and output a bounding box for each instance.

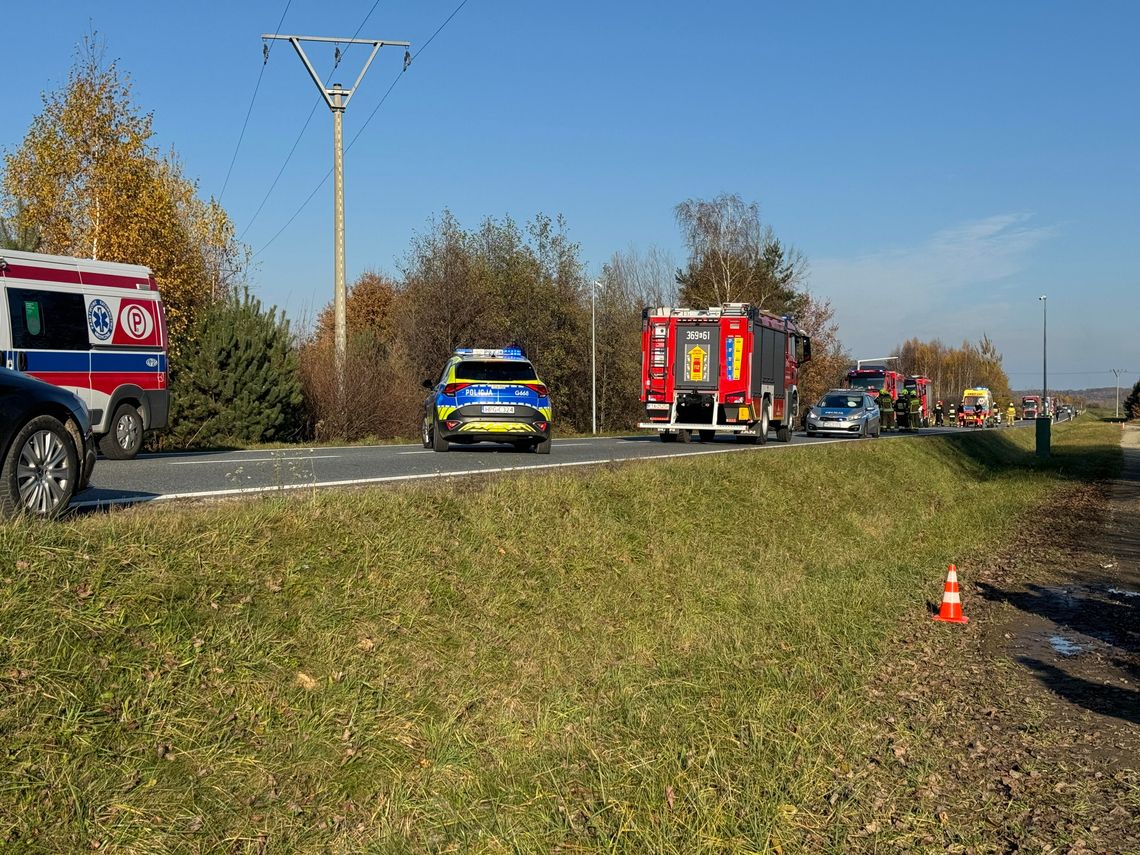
[72,418,1055,511]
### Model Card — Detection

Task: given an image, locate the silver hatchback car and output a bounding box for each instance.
[805,390,881,438]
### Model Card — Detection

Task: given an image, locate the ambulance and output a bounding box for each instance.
[0,249,168,459]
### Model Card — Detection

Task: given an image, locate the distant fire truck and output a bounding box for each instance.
[1021,395,1040,420]
[846,364,903,400]
[639,303,811,443]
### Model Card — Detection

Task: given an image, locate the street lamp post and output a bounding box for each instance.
[1036,295,1050,457]
[591,280,601,435]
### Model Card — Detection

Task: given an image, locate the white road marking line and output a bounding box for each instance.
[167,454,340,466]
[398,450,434,455]
[73,438,851,509]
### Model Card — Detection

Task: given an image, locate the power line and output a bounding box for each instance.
[219,0,294,202]
[238,1,388,241]
[251,0,471,258]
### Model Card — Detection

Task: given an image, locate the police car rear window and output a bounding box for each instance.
[455,360,538,382]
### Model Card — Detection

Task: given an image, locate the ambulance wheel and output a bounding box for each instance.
[776,423,792,443]
[660,431,677,443]
[431,420,449,452]
[676,429,692,444]
[698,429,715,443]
[99,403,143,460]
[1,415,80,518]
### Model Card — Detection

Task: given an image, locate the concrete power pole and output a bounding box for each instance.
[1112,368,1124,419]
[262,33,410,416]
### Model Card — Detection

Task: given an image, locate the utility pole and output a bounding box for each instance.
[263,33,410,416]
[1113,368,1124,419]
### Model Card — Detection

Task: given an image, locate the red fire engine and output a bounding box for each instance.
[639,303,811,443]
[846,365,903,400]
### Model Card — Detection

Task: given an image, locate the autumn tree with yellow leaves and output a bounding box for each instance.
[1,36,248,364]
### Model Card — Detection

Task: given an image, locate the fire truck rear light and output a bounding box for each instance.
[725,393,745,403]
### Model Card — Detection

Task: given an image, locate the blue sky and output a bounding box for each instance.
[1,1,1136,392]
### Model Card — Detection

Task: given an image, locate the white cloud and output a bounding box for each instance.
[809,214,1057,357]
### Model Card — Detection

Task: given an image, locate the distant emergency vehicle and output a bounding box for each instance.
[961,387,994,427]
[846,365,903,400]
[1021,395,1040,420]
[639,303,811,443]
[0,249,168,459]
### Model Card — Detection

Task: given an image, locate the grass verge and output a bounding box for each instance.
[0,419,1121,852]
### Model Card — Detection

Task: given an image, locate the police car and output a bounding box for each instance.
[422,347,552,453]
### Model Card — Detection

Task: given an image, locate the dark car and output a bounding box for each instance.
[422,347,552,453]
[1,367,96,517]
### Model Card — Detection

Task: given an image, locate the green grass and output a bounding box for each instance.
[0,420,1121,853]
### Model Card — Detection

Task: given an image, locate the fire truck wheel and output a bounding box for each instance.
[698,429,715,443]
[776,423,792,443]
[676,429,692,444]
[757,406,769,445]
[99,403,143,460]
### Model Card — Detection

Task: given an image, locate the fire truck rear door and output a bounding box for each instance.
[674,323,718,390]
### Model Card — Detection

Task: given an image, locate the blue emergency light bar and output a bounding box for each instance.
[453,346,526,359]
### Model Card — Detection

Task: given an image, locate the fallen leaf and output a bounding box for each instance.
[666,785,675,809]
[296,672,317,691]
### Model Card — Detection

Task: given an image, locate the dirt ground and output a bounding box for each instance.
[803,425,1140,854]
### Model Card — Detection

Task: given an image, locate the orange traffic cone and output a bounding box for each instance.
[933,564,969,624]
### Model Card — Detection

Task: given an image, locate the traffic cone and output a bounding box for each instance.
[933,564,969,624]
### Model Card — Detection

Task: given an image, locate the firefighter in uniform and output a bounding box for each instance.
[1007,402,1017,426]
[934,399,945,427]
[894,389,911,430]
[877,388,894,431]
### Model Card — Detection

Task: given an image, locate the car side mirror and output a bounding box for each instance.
[421,379,433,390]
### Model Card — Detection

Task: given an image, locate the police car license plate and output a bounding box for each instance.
[482,405,515,414]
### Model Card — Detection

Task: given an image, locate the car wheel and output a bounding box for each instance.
[698,429,715,443]
[421,416,433,448]
[860,421,868,439]
[431,420,449,452]
[1,415,80,518]
[535,435,552,455]
[98,402,143,460]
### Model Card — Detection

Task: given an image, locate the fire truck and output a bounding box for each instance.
[0,249,169,459]
[1021,395,1040,420]
[903,375,933,427]
[639,303,811,443]
[846,364,903,400]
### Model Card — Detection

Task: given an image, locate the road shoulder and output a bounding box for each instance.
[802,423,1140,852]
